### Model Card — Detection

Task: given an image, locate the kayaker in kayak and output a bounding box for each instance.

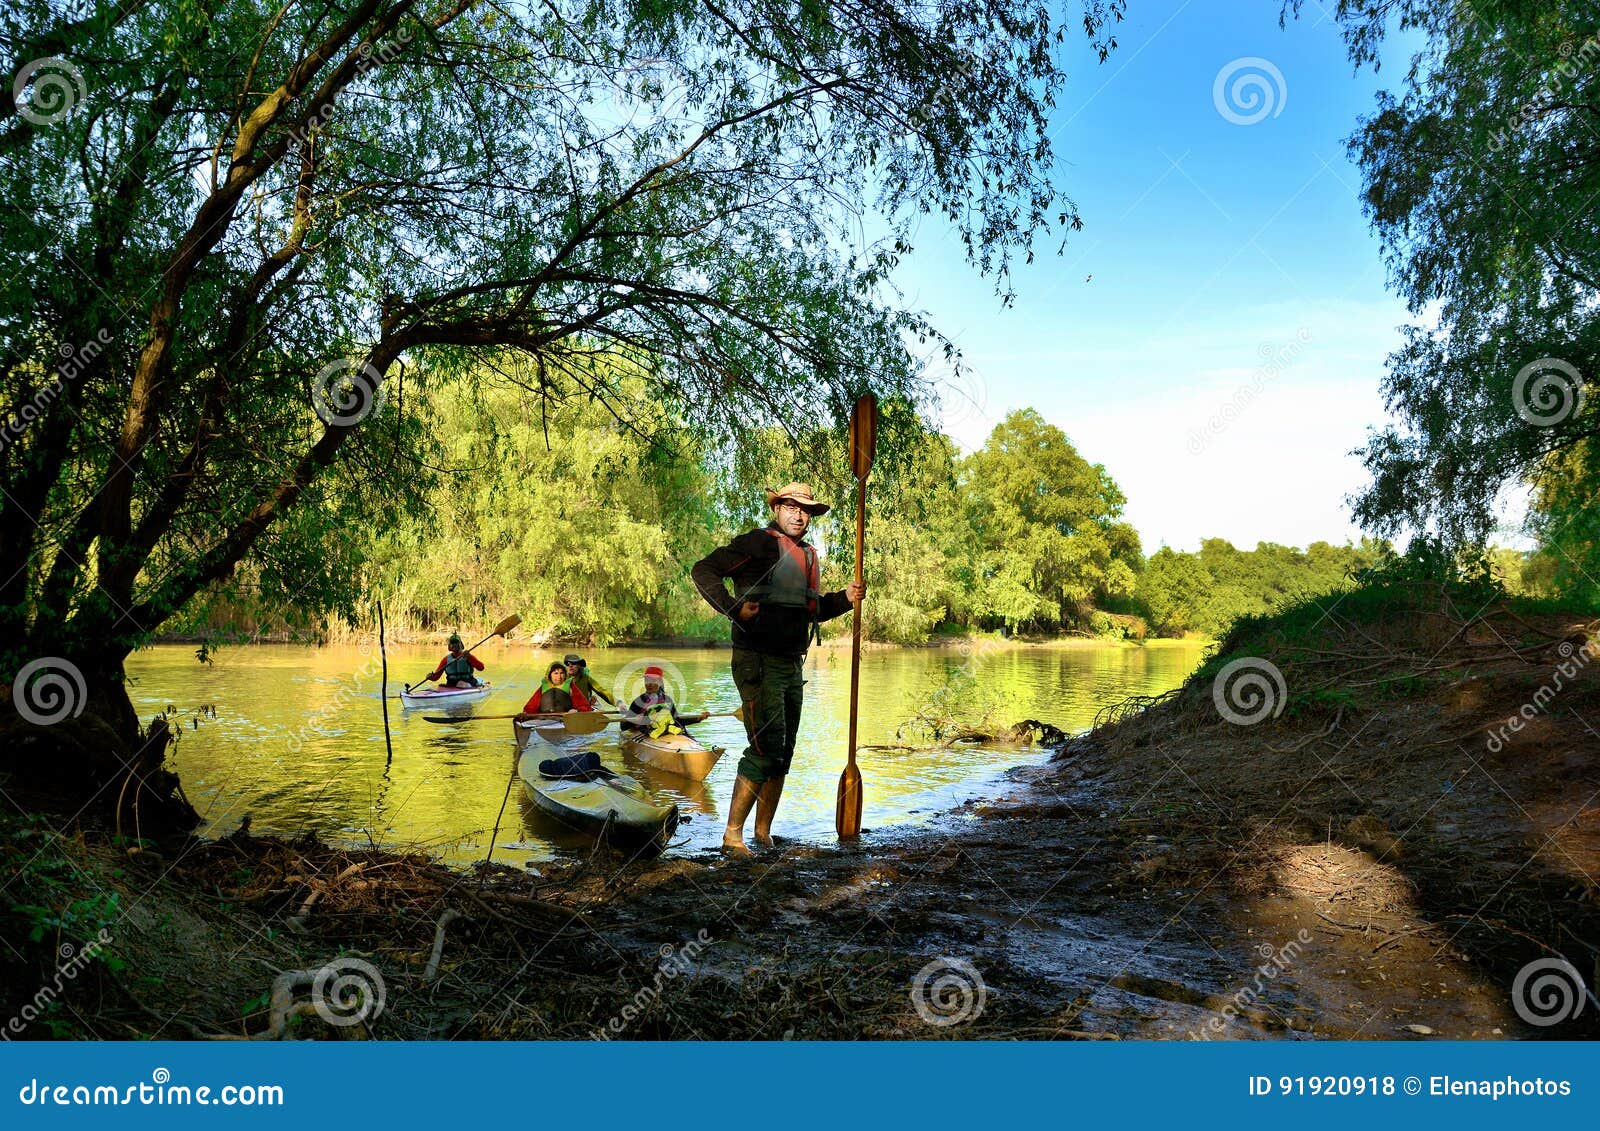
[515,660,593,721]
[691,481,865,855]
[620,665,707,736]
[563,653,616,707]
[421,633,485,689]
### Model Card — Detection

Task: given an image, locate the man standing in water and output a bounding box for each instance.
[693,482,866,855]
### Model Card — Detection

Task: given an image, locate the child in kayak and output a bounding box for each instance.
[516,661,592,720]
[422,633,484,689]
[621,665,707,736]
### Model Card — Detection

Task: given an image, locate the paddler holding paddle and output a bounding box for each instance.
[421,633,485,689]
[692,482,866,855]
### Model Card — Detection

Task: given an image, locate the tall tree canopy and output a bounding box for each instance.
[1296,1,1599,564]
[965,408,1141,631]
[0,0,1126,739]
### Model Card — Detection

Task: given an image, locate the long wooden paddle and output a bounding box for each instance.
[406,613,522,692]
[424,706,745,734]
[837,391,876,839]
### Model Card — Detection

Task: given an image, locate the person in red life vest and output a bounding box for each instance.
[421,633,484,689]
[691,481,865,855]
[515,660,592,721]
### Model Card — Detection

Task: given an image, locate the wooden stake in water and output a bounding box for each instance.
[378,599,394,768]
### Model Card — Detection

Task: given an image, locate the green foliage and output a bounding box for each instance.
[365,367,721,643]
[1137,537,1389,638]
[176,387,1389,646]
[0,0,1130,719]
[1293,0,1599,601]
[963,409,1143,632]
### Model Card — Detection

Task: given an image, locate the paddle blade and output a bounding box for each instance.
[561,710,612,736]
[849,392,878,480]
[492,613,522,637]
[835,761,863,839]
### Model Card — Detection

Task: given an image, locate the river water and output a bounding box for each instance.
[126,639,1207,865]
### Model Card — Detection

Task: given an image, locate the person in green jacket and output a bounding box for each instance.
[563,653,615,708]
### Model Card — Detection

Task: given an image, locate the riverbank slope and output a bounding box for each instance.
[3,581,1595,1039]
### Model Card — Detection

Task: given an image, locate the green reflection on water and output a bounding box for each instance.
[128,639,1207,865]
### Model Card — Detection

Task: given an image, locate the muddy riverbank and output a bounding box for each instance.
[4,582,1596,1040]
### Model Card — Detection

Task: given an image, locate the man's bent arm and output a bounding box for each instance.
[692,544,751,618]
[817,590,853,623]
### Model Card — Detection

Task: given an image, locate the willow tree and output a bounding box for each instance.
[0,0,1127,777]
[1292,1,1600,566]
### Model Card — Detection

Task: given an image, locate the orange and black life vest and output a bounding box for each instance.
[734,528,823,643]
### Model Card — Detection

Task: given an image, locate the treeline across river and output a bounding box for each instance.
[164,371,1532,647]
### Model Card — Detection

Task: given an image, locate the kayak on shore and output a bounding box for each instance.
[399,681,492,709]
[515,739,677,854]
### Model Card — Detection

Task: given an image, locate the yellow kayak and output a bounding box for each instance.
[620,729,725,781]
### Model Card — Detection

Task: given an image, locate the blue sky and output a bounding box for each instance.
[904,0,1441,553]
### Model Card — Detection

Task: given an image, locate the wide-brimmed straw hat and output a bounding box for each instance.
[764,481,830,516]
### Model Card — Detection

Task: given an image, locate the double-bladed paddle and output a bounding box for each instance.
[837,392,877,839]
[423,705,744,737]
[405,613,522,692]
